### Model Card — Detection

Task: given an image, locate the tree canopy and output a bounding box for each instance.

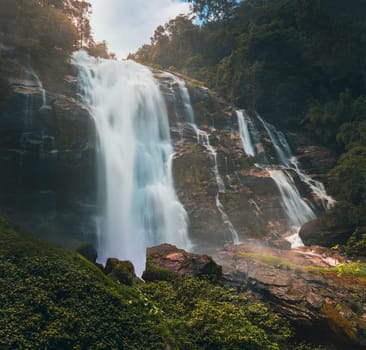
[188,0,239,22]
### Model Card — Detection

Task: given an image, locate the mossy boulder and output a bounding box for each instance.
[299,217,366,247]
[143,244,222,282]
[104,258,136,286]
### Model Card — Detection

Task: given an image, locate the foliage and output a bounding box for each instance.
[335,260,366,278]
[0,216,168,349]
[188,0,238,22]
[139,278,293,350]
[328,146,366,206]
[0,0,110,87]
[133,1,365,124]
[86,40,114,59]
[344,233,366,257]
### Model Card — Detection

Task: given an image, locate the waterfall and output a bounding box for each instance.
[154,71,195,123]
[268,169,316,247]
[30,71,47,107]
[236,110,255,156]
[256,114,292,167]
[74,51,190,275]
[237,111,333,247]
[174,76,195,124]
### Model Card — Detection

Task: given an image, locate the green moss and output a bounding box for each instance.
[142,257,176,282]
[0,216,168,349]
[173,143,209,193]
[106,259,135,286]
[139,278,294,350]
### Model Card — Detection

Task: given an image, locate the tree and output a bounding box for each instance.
[188,0,238,22]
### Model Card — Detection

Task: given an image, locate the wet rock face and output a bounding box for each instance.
[157,73,331,249]
[142,243,222,281]
[0,67,335,252]
[0,72,96,247]
[286,132,337,184]
[214,243,366,349]
[299,217,366,248]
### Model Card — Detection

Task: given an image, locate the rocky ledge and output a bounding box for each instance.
[142,243,222,282]
[146,243,366,349]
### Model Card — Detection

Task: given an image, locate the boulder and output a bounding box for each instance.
[142,244,222,282]
[299,217,364,247]
[104,258,136,286]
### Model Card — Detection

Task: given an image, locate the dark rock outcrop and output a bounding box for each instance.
[142,243,222,281]
[299,217,366,247]
[0,70,96,247]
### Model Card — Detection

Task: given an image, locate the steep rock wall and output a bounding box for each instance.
[0,69,96,246]
[0,62,335,251]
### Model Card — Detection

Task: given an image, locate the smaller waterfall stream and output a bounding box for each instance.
[30,71,47,107]
[237,110,334,247]
[237,110,255,156]
[171,76,240,244]
[194,126,240,244]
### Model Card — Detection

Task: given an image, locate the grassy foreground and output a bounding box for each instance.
[0,216,168,349]
[0,216,324,349]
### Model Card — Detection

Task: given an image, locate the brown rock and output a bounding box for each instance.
[143,244,222,281]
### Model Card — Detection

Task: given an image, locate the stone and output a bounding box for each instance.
[299,217,366,247]
[104,258,136,286]
[142,244,222,281]
[213,243,366,348]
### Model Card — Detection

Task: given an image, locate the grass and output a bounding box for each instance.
[0,216,169,349]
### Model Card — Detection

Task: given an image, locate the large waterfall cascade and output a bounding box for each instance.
[74,52,190,274]
[237,110,334,247]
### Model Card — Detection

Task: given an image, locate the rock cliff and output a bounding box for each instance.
[0,68,96,246]
[0,64,338,251]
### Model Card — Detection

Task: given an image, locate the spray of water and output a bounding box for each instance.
[74,52,190,274]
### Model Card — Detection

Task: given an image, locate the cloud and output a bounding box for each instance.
[88,0,190,58]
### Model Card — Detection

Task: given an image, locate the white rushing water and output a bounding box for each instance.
[74,52,190,274]
[237,111,334,247]
[237,110,255,156]
[268,169,316,247]
[31,71,47,107]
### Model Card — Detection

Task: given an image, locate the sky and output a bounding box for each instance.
[88,0,190,59]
